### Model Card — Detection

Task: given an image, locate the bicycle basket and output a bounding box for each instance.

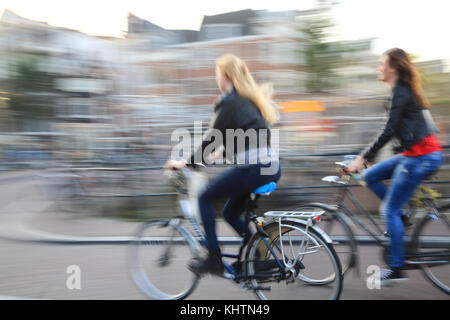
[187,170,208,226]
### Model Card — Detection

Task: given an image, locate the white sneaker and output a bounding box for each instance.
[380,268,408,286]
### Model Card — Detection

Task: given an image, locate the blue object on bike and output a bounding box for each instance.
[427,212,439,221]
[253,181,277,194]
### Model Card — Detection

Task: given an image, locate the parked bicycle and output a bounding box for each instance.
[291,156,450,294]
[36,166,151,214]
[128,167,343,300]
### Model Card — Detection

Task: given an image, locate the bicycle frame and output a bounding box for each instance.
[331,178,444,250]
[333,186,388,247]
[177,195,293,281]
[315,171,450,276]
[174,168,330,283]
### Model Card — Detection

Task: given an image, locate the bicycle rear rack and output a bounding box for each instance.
[264,210,325,220]
[263,210,325,270]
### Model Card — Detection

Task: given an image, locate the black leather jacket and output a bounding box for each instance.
[361,82,439,162]
[189,88,271,165]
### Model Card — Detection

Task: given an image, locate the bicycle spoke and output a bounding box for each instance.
[245,220,342,300]
[129,219,199,300]
[411,205,450,295]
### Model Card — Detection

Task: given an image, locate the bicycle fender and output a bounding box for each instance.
[298,202,358,234]
[281,218,334,244]
[337,205,360,233]
[307,202,339,212]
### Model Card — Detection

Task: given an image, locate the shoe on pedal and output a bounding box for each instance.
[188,250,224,276]
[380,267,408,286]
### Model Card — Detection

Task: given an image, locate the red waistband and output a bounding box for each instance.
[400,135,442,156]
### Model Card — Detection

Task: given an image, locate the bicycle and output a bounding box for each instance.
[291,156,450,294]
[128,166,343,300]
[35,169,91,214]
[36,165,147,214]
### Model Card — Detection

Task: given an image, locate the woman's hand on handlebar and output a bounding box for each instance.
[164,159,187,171]
[346,155,365,173]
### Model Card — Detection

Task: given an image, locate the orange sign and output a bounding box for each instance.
[279,100,324,113]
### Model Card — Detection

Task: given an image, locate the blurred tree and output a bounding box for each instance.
[420,71,450,107]
[299,0,345,92]
[7,58,56,131]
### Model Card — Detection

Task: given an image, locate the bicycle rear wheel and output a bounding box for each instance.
[129,219,200,299]
[410,204,450,295]
[290,204,357,279]
[244,220,342,300]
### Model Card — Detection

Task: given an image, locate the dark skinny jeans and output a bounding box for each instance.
[198,162,281,253]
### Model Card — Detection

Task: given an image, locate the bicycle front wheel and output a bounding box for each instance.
[129,219,200,300]
[410,204,450,295]
[245,220,343,300]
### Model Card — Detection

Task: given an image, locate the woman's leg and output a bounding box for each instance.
[223,162,282,243]
[198,166,243,253]
[383,152,443,268]
[222,195,250,237]
[362,155,404,200]
[198,162,281,253]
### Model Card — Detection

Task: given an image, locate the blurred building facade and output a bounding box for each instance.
[121,9,385,155]
[0,10,145,160]
[125,9,382,105]
[0,8,446,166]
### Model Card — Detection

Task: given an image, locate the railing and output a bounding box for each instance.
[21,146,448,199]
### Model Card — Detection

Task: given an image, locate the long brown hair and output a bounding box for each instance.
[385,48,430,109]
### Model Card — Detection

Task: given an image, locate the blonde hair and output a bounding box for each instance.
[216,54,279,124]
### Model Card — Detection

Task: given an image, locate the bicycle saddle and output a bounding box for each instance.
[253,181,277,195]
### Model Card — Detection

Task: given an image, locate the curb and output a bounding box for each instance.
[3,226,449,248]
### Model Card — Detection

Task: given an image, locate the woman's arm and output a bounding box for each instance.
[347,86,410,173]
[361,86,410,162]
[188,99,235,165]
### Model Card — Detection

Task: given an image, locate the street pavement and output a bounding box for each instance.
[0,170,448,300]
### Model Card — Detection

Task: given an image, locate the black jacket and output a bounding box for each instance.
[189,88,271,165]
[361,82,439,162]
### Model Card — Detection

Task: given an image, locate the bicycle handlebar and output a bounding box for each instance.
[334,157,366,185]
[167,163,207,194]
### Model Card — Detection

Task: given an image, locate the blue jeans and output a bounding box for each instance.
[362,151,443,267]
[198,162,281,253]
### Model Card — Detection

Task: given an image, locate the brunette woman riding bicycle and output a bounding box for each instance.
[347,48,443,285]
